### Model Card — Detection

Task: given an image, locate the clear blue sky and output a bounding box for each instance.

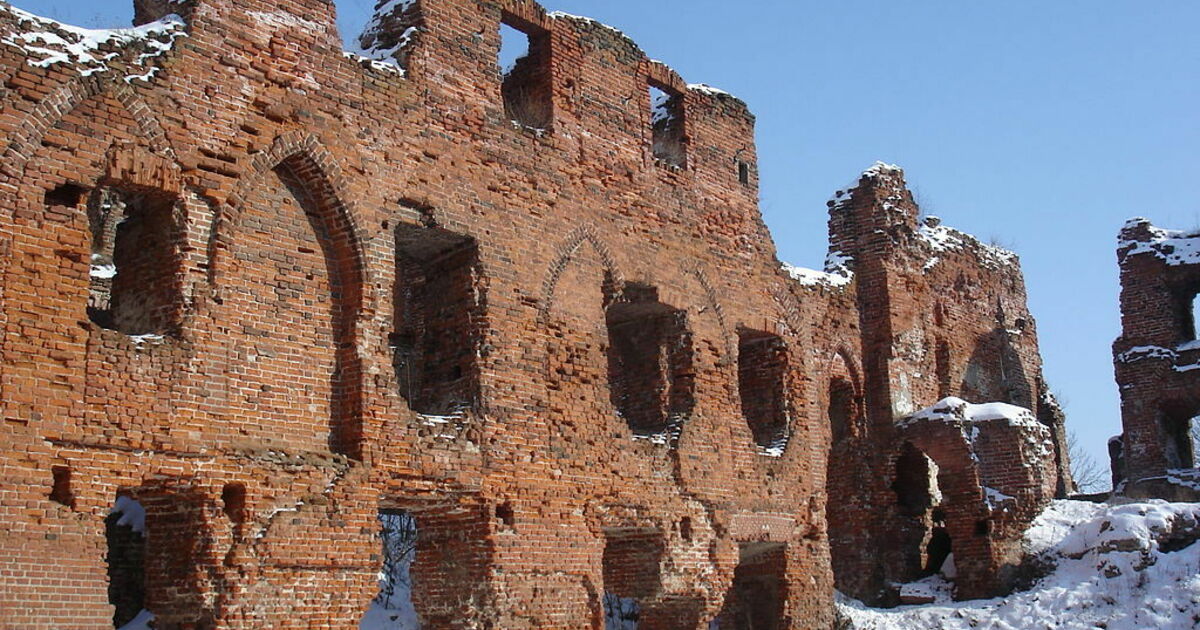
[16,0,1200,480]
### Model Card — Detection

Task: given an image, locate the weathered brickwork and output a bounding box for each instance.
[800,166,1069,603]
[1112,219,1200,500]
[0,0,1066,627]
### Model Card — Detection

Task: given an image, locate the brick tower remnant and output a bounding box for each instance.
[788,164,1071,604]
[0,0,1068,627]
[1112,218,1200,499]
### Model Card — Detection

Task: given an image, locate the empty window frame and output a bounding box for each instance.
[606,289,695,437]
[737,329,790,451]
[648,82,685,167]
[500,14,552,129]
[602,527,665,628]
[393,224,482,415]
[84,186,180,335]
[364,510,419,625]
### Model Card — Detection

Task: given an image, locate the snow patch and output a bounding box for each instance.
[1,5,186,80]
[917,217,1018,270]
[839,499,1200,629]
[1119,218,1200,266]
[827,161,901,209]
[902,397,1041,430]
[782,251,854,288]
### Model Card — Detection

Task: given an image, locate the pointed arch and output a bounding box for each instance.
[0,75,174,185]
[538,225,623,325]
[212,132,369,457]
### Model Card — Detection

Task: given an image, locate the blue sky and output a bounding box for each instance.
[15,0,1200,477]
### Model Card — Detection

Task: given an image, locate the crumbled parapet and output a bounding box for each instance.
[917,215,1018,272]
[349,0,421,75]
[1117,217,1200,266]
[781,251,854,290]
[827,161,903,212]
[0,4,186,82]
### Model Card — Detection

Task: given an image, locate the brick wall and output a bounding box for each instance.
[0,0,1067,627]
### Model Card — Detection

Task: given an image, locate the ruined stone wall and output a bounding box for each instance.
[1112,218,1200,500]
[802,165,1067,603]
[0,0,833,627]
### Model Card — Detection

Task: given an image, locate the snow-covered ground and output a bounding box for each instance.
[839,499,1200,629]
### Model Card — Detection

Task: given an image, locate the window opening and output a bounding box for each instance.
[737,161,750,185]
[1192,294,1200,340]
[828,378,853,446]
[893,443,941,517]
[45,182,86,208]
[106,495,148,629]
[736,329,789,452]
[85,187,179,335]
[393,224,482,416]
[221,483,246,523]
[713,542,787,630]
[50,466,73,507]
[606,287,694,438]
[602,528,664,630]
[649,83,685,167]
[500,15,552,129]
[362,510,420,629]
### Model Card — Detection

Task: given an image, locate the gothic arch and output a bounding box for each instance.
[211,132,370,457]
[538,225,623,325]
[0,75,175,185]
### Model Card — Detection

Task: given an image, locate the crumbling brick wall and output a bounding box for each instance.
[796,165,1069,603]
[0,0,1069,626]
[1111,218,1200,500]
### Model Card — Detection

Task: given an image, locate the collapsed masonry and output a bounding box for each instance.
[787,165,1070,604]
[0,0,1069,628]
[1111,219,1200,500]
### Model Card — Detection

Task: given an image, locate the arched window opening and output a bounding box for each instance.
[828,378,854,446]
[85,186,180,335]
[500,13,552,129]
[605,286,694,438]
[393,223,482,416]
[737,328,790,452]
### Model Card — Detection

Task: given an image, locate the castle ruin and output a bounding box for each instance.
[0,0,1070,627]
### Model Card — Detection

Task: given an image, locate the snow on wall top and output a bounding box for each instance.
[917,216,1019,271]
[827,161,902,209]
[0,5,186,82]
[782,251,854,289]
[901,396,1041,430]
[348,0,418,75]
[1118,217,1200,267]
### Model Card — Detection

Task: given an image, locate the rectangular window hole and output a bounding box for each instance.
[50,466,73,507]
[500,14,552,130]
[45,183,86,208]
[738,161,751,185]
[649,82,685,168]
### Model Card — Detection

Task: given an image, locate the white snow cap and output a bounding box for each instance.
[917,216,1018,271]
[782,251,854,289]
[1119,217,1200,266]
[0,5,186,81]
[905,396,1040,429]
[828,161,902,208]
